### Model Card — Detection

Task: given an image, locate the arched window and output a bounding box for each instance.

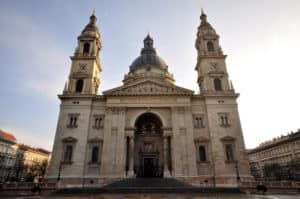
[75,79,84,93]
[91,146,99,163]
[207,41,214,52]
[214,78,222,91]
[199,146,207,162]
[83,42,90,54]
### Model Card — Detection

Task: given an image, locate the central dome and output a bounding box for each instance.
[130,34,168,70]
[123,34,174,84]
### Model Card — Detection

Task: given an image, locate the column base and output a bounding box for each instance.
[127,170,135,177]
[164,170,171,177]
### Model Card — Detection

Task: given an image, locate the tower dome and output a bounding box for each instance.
[79,10,100,39]
[196,9,217,37]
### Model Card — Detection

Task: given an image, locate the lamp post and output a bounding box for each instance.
[57,162,62,182]
[235,161,240,186]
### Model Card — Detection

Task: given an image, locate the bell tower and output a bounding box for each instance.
[64,11,102,95]
[195,9,234,94]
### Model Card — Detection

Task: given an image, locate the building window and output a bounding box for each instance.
[88,138,103,164]
[199,145,207,162]
[93,115,104,129]
[225,144,234,162]
[219,114,230,127]
[91,146,99,163]
[61,137,77,164]
[75,79,84,93]
[194,117,204,128]
[207,41,214,52]
[67,114,79,128]
[214,78,222,91]
[144,142,154,152]
[64,145,73,163]
[83,42,90,54]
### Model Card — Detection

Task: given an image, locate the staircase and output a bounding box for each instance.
[102,177,192,191]
[56,178,242,194]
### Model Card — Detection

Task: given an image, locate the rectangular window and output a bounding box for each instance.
[88,138,103,165]
[194,117,204,128]
[93,115,104,129]
[91,146,99,163]
[144,142,154,152]
[193,115,205,128]
[219,113,230,127]
[64,145,73,162]
[225,144,234,162]
[67,113,79,128]
[199,145,207,162]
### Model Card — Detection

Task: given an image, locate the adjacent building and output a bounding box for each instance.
[0,130,18,182]
[248,130,300,181]
[48,10,253,187]
[0,130,51,182]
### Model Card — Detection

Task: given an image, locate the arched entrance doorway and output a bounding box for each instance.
[134,113,163,177]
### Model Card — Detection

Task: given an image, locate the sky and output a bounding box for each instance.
[0,0,299,151]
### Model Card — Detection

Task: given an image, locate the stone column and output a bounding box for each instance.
[128,136,135,176]
[163,136,170,177]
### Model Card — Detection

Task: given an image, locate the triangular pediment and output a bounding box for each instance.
[62,136,77,143]
[220,136,235,142]
[103,80,194,96]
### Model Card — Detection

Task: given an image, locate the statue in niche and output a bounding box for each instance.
[141,125,146,134]
[151,123,156,133]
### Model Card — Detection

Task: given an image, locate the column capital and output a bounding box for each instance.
[163,133,172,138]
[125,127,135,138]
[125,126,135,131]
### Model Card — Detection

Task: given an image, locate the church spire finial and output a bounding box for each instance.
[200,8,207,23]
[141,33,156,55]
[89,9,97,24]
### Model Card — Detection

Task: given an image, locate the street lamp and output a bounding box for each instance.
[57,162,62,182]
[235,161,240,185]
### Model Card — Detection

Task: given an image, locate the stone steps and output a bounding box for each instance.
[103,177,193,189]
[56,178,243,194]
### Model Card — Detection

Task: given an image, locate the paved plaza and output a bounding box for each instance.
[4,193,300,199]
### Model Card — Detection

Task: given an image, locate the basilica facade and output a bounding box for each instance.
[48,11,253,187]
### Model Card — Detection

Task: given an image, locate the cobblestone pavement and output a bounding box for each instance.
[4,193,300,199]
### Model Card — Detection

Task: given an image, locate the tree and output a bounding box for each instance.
[287,157,300,181]
[263,163,283,180]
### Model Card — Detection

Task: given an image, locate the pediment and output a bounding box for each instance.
[103,80,194,96]
[194,136,210,143]
[220,136,235,142]
[72,72,88,79]
[62,136,77,143]
[88,137,103,143]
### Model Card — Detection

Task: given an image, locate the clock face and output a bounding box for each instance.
[209,62,219,72]
[79,63,87,70]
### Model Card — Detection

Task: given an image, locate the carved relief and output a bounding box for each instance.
[103,80,193,96]
[106,107,125,114]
